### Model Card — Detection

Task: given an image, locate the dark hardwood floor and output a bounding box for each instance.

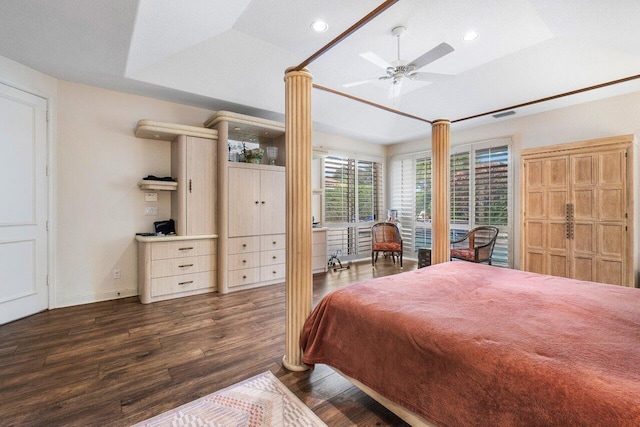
[0,258,416,426]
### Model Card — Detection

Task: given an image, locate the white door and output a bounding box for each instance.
[0,83,48,324]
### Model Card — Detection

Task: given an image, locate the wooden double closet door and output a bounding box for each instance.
[521,135,633,287]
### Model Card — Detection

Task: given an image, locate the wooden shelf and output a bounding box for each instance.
[138,180,178,191]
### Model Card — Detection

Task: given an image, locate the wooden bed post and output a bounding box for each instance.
[432,119,451,264]
[282,67,313,371]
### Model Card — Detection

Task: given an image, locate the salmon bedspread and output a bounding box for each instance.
[300,262,640,426]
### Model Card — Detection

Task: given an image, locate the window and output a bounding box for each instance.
[324,155,383,260]
[389,139,512,267]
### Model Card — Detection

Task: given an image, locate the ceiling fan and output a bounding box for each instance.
[343,26,455,98]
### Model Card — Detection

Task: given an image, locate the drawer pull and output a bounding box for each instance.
[242,259,247,263]
[272,241,276,245]
[272,255,277,259]
[179,247,194,251]
[272,270,276,274]
[178,280,193,286]
[242,275,247,279]
[242,244,247,248]
[179,264,194,268]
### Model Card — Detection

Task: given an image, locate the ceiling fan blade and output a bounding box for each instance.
[342,77,381,88]
[409,72,455,82]
[409,42,454,70]
[360,51,393,70]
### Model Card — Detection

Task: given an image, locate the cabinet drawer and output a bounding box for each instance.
[151,255,214,279]
[228,236,260,254]
[228,267,260,288]
[261,249,285,266]
[260,264,285,282]
[151,239,215,260]
[260,234,285,250]
[312,243,326,258]
[228,252,260,270]
[151,271,214,297]
[312,230,327,244]
[313,255,326,272]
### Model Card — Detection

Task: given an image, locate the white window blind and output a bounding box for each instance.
[450,152,470,225]
[324,154,383,260]
[475,146,509,226]
[390,157,415,252]
[324,156,355,224]
[475,145,510,265]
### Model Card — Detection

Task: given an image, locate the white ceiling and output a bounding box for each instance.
[1,0,639,144]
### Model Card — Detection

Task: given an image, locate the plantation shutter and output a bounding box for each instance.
[414,157,432,251]
[324,156,355,223]
[390,157,415,252]
[450,152,470,225]
[475,145,510,266]
[474,146,509,226]
[357,160,382,222]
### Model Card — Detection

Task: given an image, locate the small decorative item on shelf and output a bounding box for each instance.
[266,146,278,165]
[243,144,264,164]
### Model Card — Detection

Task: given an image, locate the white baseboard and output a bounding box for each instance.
[55,288,138,308]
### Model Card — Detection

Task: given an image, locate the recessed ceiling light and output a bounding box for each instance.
[463,31,479,41]
[311,20,328,33]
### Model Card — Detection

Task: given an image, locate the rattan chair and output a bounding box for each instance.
[450,226,499,265]
[371,222,403,267]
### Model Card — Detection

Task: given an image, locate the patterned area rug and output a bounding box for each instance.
[132,371,326,427]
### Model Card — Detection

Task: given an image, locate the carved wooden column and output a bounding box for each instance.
[432,119,451,264]
[282,67,313,371]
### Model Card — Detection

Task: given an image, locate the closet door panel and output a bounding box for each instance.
[548,222,567,251]
[599,151,625,185]
[573,257,595,282]
[548,157,568,187]
[548,190,567,219]
[526,191,545,218]
[598,224,625,258]
[573,223,595,253]
[598,189,624,220]
[526,221,544,249]
[525,251,544,274]
[573,189,595,220]
[572,155,595,185]
[548,254,568,278]
[596,259,624,286]
[525,160,545,188]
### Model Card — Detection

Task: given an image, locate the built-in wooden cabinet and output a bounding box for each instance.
[136,236,217,303]
[224,163,286,291]
[171,135,216,236]
[521,135,633,287]
[134,121,219,303]
[228,164,285,237]
[312,228,328,274]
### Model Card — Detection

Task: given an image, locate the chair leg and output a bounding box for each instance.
[400,251,403,268]
[371,251,375,267]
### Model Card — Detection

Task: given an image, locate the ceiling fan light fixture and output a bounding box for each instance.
[463,31,479,41]
[310,20,328,33]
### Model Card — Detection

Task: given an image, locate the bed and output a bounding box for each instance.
[300,262,640,426]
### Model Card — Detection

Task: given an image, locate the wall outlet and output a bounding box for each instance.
[113,269,121,279]
[145,192,158,202]
[144,206,158,216]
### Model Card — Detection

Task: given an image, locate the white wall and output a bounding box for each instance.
[388,91,640,284]
[56,81,215,306]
